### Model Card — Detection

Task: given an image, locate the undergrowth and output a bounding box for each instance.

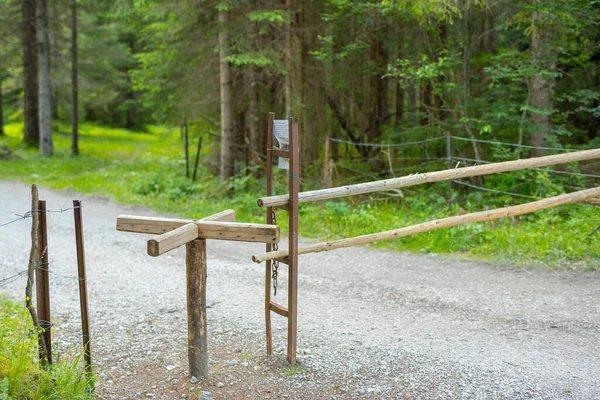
[0,122,598,269]
[0,296,94,399]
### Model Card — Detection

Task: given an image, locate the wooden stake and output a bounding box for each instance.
[446,131,452,211]
[73,200,92,375]
[253,186,600,262]
[36,200,52,364]
[186,239,208,379]
[192,136,203,183]
[25,185,49,367]
[184,116,189,178]
[322,136,330,188]
[257,149,600,208]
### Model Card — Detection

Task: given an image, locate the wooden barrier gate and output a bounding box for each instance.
[116,210,279,378]
[255,116,600,364]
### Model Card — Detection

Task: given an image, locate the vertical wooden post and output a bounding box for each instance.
[446,131,453,211]
[322,136,330,189]
[192,136,203,183]
[184,116,189,178]
[264,112,275,355]
[186,238,208,379]
[73,200,92,375]
[36,200,52,364]
[287,117,299,365]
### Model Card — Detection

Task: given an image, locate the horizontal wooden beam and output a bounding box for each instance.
[117,215,279,244]
[252,186,600,263]
[201,209,236,222]
[584,198,600,206]
[117,210,236,235]
[148,223,198,257]
[269,301,289,318]
[196,221,279,243]
[257,149,600,208]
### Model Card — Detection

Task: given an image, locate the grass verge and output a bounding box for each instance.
[0,296,94,399]
[0,121,598,269]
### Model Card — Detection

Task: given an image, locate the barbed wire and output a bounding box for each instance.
[450,136,580,152]
[0,270,28,287]
[452,179,539,199]
[330,136,445,148]
[0,205,83,229]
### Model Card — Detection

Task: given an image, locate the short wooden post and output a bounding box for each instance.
[73,200,92,375]
[192,136,203,183]
[446,131,452,211]
[186,238,208,379]
[322,136,330,188]
[36,200,52,364]
[184,116,190,178]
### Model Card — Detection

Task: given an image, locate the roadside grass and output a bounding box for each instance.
[0,296,94,399]
[0,122,598,269]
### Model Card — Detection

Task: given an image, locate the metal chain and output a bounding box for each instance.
[271,209,279,296]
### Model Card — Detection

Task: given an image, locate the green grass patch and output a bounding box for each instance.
[0,296,94,399]
[0,122,598,269]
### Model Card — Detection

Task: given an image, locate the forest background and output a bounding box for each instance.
[0,0,599,268]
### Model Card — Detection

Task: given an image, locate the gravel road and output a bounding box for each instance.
[1,181,599,400]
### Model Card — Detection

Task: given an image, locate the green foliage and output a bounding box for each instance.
[1,119,598,269]
[0,296,94,399]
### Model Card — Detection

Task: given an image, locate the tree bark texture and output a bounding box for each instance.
[37,0,52,155]
[186,239,208,379]
[285,0,293,117]
[71,0,78,156]
[25,184,49,367]
[218,9,234,181]
[0,80,4,136]
[22,0,39,145]
[530,5,555,157]
[248,66,261,169]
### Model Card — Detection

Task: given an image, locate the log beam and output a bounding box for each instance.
[257,149,600,208]
[117,215,279,244]
[253,186,600,263]
[148,223,198,257]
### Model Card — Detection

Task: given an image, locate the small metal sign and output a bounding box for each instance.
[272,119,289,170]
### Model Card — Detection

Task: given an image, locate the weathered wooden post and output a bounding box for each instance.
[116,210,279,379]
[73,200,92,375]
[263,114,300,365]
[36,199,52,364]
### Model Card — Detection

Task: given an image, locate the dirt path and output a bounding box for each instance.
[1,181,599,399]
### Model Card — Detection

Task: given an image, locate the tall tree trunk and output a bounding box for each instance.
[248,66,260,169]
[0,80,4,136]
[284,0,293,117]
[71,0,78,155]
[37,0,52,155]
[530,5,555,157]
[407,81,416,124]
[22,0,39,145]
[218,9,234,180]
[299,0,318,169]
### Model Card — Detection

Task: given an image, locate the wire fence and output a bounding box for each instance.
[0,203,85,288]
[324,132,599,204]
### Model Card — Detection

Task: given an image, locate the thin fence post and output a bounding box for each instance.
[186,238,208,379]
[36,200,52,364]
[322,136,330,189]
[73,200,92,376]
[446,131,453,211]
[192,136,203,183]
[184,116,189,178]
